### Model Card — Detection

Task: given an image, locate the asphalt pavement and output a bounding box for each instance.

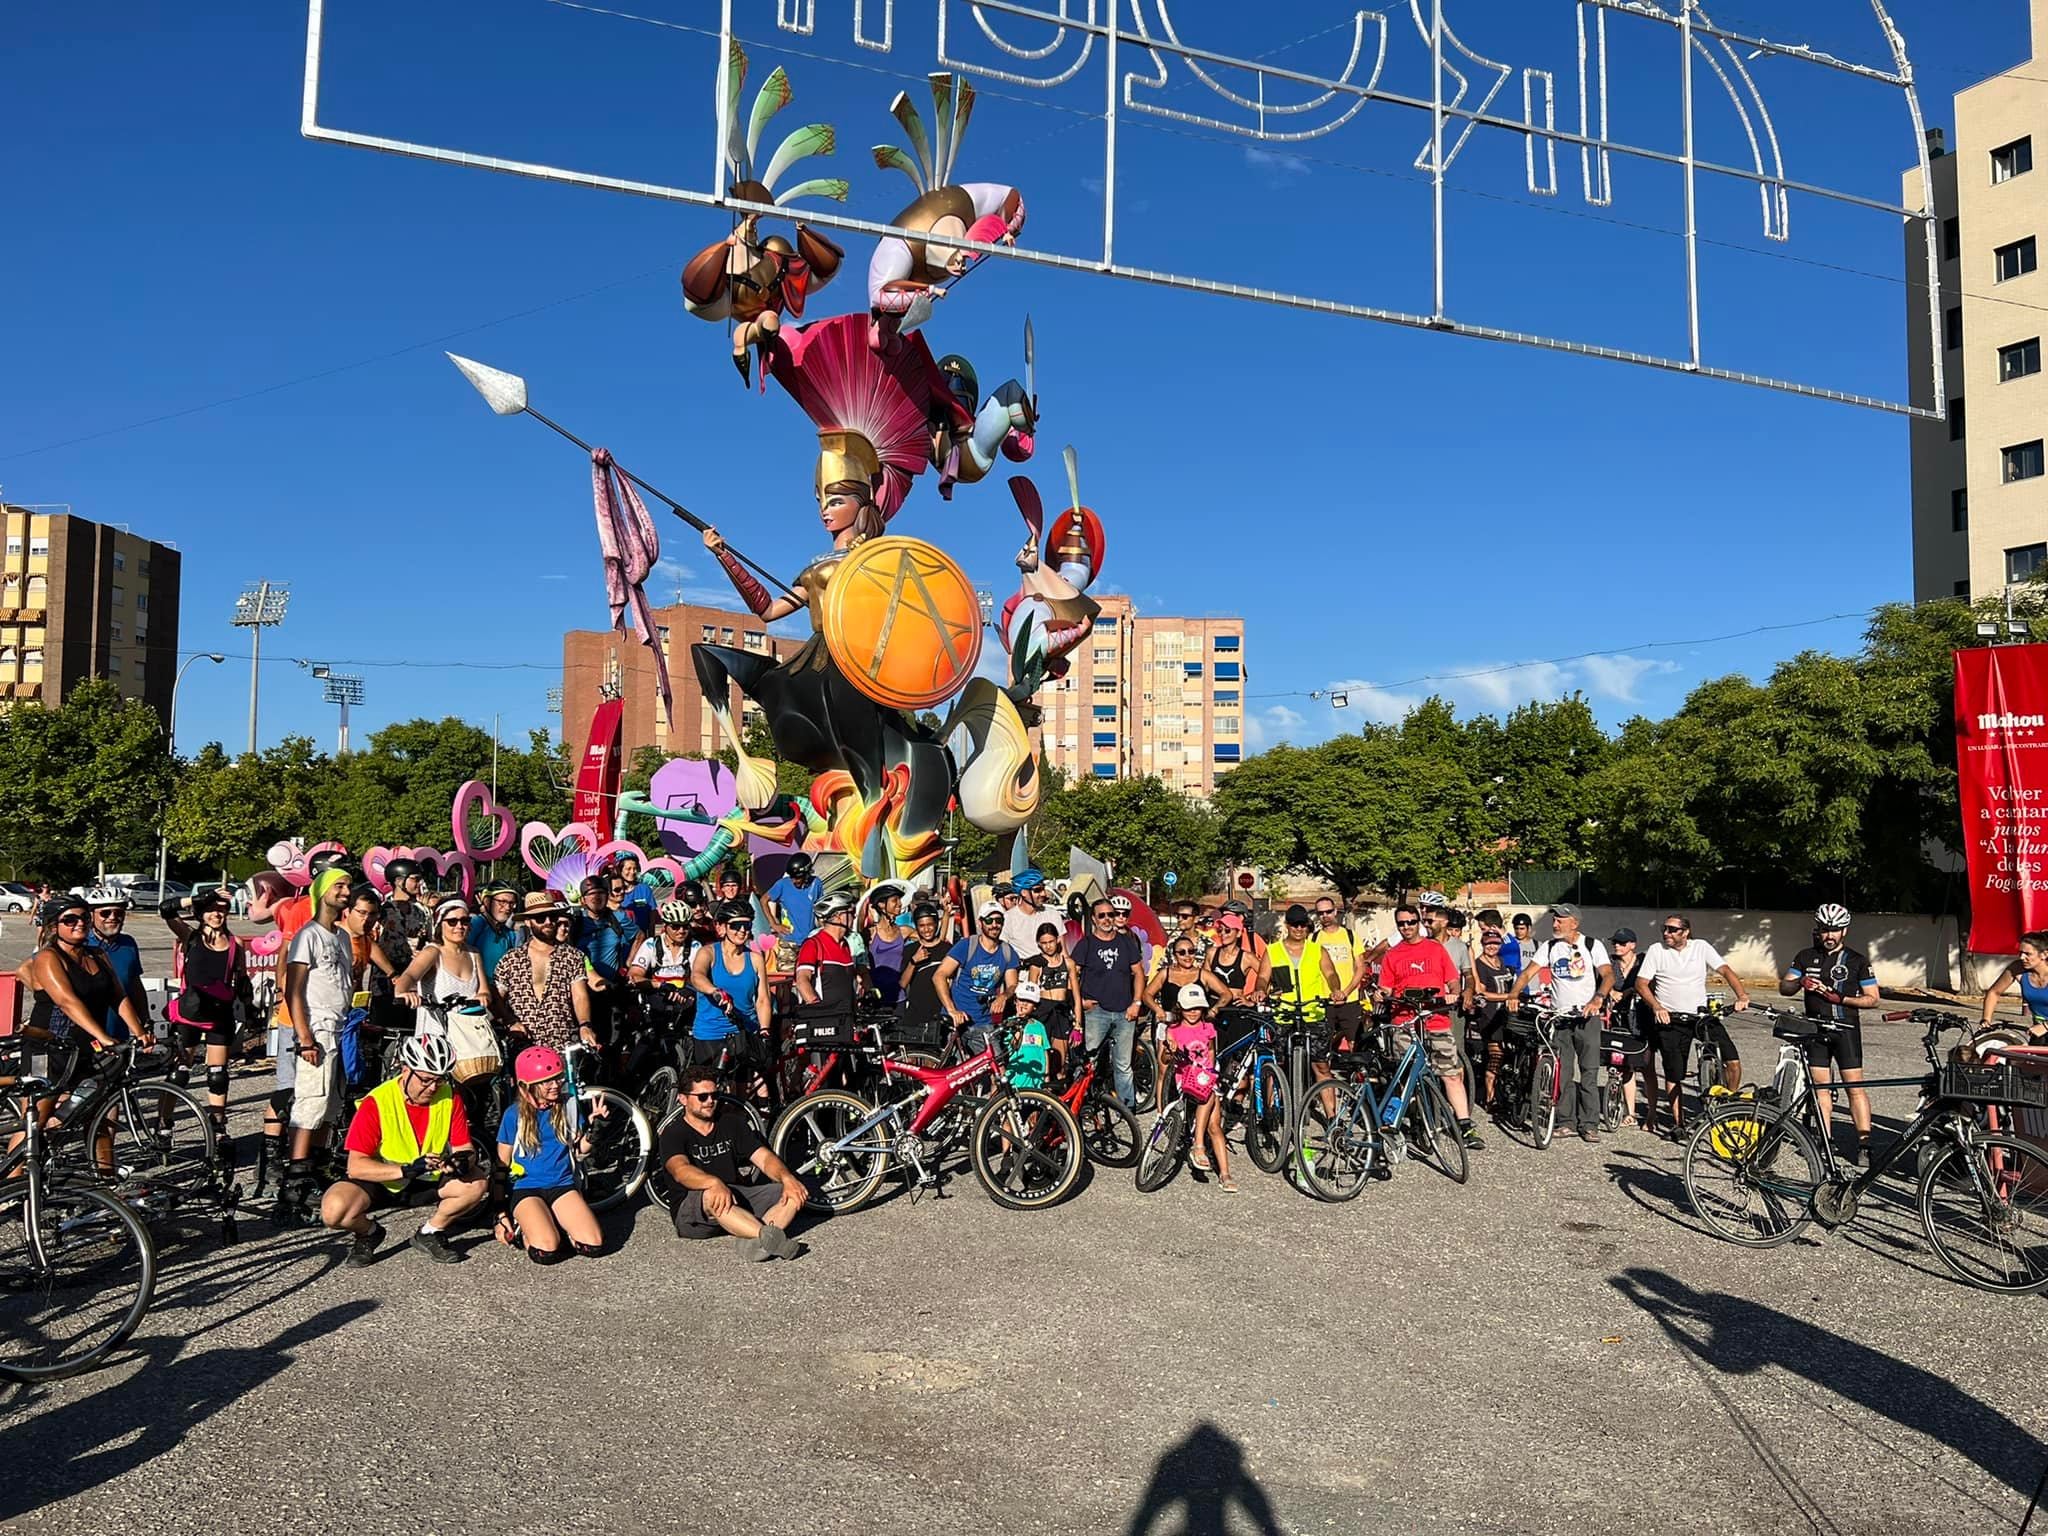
[1,922,2043,1534]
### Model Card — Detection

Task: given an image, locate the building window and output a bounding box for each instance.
[1943,216,1960,261]
[1993,136,2034,184]
[1092,763,1116,778]
[2000,338,2042,382]
[1214,689,1239,705]
[1214,662,1242,681]
[28,539,47,558]
[134,591,147,612]
[1093,705,1116,719]
[108,657,120,675]
[23,648,41,666]
[2004,440,2045,481]
[1944,307,1963,350]
[1213,743,1241,763]
[139,559,150,578]
[0,647,14,664]
[1093,616,1116,631]
[721,627,735,642]
[1956,578,1972,599]
[1996,237,2038,282]
[112,551,125,572]
[1183,662,1202,677]
[1093,679,1116,695]
[111,622,122,642]
[2008,544,2048,585]
[3,538,18,557]
[1093,731,1117,747]
[1953,488,1969,532]
[1949,398,1965,441]
[700,625,715,642]
[110,585,125,606]
[1093,647,1114,663]
[1212,634,1240,651]
[1215,714,1241,734]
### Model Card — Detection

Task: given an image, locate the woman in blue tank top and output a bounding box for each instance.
[1981,930,2048,1043]
[691,901,770,1043]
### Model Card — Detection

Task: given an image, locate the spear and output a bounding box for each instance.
[446,352,800,600]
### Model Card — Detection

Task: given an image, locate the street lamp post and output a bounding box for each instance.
[231,581,289,754]
[158,651,226,893]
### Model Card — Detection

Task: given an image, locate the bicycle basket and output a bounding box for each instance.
[1938,1062,2048,1108]
[881,1013,949,1051]
[789,1003,859,1050]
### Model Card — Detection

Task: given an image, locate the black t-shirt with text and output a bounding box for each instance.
[657,1108,766,1186]
[1074,932,1145,1013]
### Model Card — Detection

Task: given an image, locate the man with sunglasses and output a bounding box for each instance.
[1634,912,1751,1133]
[468,882,524,979]
[1074,898,1147,1109]
[933,901,1020,1056]
[493,891,598,1054]
[1509,903,1616,1143]
[659,1065,809,1259]
[1312,897,1370,1051]
[321,1030,488,1266]
[1376,903,1486,1150]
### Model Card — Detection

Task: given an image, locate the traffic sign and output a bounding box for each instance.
[1163,871,1178,888]
[1237,873,1255,890]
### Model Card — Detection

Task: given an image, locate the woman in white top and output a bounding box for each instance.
[396,896,495,1017]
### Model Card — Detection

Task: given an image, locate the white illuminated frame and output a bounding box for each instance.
[301,0,1943,420]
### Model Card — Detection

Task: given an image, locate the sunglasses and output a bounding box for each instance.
[1092,910,1115,919]
[725,919,752,930]
[55,913,88,927]
[1395,918,1420,927]
[980,916,1004,925]
[443,915,470,925]
[682,1089,717,1101]
[1662,925,1685,934]
[1314,908,1336,916]
[1172,948,1194,957]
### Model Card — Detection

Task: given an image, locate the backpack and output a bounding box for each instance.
[337,1006,378,1090]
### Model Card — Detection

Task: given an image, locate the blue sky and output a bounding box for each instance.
[1,1,2030,759]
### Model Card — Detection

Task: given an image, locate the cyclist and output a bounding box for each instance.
[934,901,1020,1056]
[689,899,772,1071]
[1019,922,1075,1073]
[898,903,953,1030]
[1074,896,1147,1110]
[1264,904,1341,1076]
[629,900,700,988]
[569,869,632,1038]
[85,886,148,1044]
[395,896,494,1018]
[320,1030,489,1266]
[376,857,431,973]
[1312,897,1370,1054]
[1981,929,2048,1047]
[282,868,360,1221]
[1508,903,1613,1143]
[765,852,821,944]
[1605,928,1650,1132]
[658,1065,809,1259]
[1502,912,1534,973]
[863,886,909,1004]
[1780,903,1883,1166]
[1000,868,1054,956]
[612,852,655,938]
[1110,892,1153,972]
[1378,903,1486,1150]
[161,887,252,1138]
[1417,893,1473,1011]
[493,1045,605,1264]
[1204,910,1258,1010]
[1144,930,1227,1106]
[1634,912,1751,1134]
[493,891,597,1054]
[18,896,147,1123]
[1469,925,1519,1115]
[794,892,862,1009]
[1005,978,1054,1093]
[467,881,524,978]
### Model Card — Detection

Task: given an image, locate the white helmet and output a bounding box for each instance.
[1814,903,1852,929]
[1110,893,1133,912]
[1416,890,1449,910]
[656,899,691,925]
[400,1031,456,1076]
[814,892,856,922]
[1014,978,1043,1004]
[83,885,130,909]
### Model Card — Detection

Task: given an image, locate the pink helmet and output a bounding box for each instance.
[514,1045,565,1085]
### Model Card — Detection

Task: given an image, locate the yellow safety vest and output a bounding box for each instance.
[1271,937,1331,1005]
[367,1075,456,1192]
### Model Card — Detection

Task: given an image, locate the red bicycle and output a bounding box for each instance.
[1053,1027,1142,1168]
[770,1024,1083,1212]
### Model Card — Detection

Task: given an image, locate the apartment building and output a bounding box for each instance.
[1904,0,2048,604]
[1030,595,1247,797]
[561,600,798,761]
[0,503,183,719]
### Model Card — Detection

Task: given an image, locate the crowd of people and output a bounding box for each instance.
[12,850,2040,1269]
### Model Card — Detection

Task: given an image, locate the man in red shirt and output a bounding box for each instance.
[1375,903,1485,1151]
[318,1032,489,1266]
[794,892,863,1011]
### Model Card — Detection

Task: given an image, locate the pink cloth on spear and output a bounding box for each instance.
[590,448,674,727]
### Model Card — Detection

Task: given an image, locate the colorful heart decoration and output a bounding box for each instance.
[591,838,648,873]
[402,846,476,902]
[521,821,597,883]
[638,856,687,893]
[451,779,518,862]
[362,845,397,895]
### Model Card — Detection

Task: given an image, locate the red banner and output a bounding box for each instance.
[573,698,625,844]
[1955,644,2048,953]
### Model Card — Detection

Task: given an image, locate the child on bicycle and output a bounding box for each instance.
[1167,984,1234,1193]
[1006,979,1053,1091]
[494,1046,605,1264]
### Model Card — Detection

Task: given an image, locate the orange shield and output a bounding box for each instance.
[821,536,984,710]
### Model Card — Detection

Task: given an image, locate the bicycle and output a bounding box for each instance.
[1292,997,1469,1201]
[1682,1008,2048,1292]
[1598,1019,1650,1132]
[1489,1007,1563,1150]
[1211,1009,1288,1175]
[1052,1027,1141,1169]
[1666,997,1741,1107]
[769,1023,1082,1213]
[0,1060,157,1381]
[559,1042,653,1214]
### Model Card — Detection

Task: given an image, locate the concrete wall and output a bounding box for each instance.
[1503,906,2010,995]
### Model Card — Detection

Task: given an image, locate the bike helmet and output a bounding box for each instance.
[657,899,691,925]
[677,879,706,909]
[83,885,130,909]
[400,1031,456,1076]
[514,1044,565,1084]
[384,857,422,887]
[307,847,351,875]
[1177,982,1210,1011]
[1417,890,1449,910]
[1110,893,1132,913]
[813,892,855,922]
[785,853,814,881]
[1014,868,1045,891]
[41,897,88,928]
[717,899,756,927]
[1814,902,1852,928]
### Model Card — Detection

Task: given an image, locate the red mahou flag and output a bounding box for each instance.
[1955,644,2048,953]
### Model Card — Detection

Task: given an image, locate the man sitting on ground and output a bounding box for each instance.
[320,1031,490,1265]
[659,1066,810,1261]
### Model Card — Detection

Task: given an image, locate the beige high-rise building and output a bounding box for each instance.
[1904,1,2048,604]
[1030,595,1246,797]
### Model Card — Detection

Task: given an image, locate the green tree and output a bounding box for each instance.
[1032,773,1223,891]
[165,735,329,881]
[0,679,173,882]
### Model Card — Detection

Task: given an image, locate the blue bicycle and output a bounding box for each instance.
[1292,994,1469,1201]
[1211,1009,1289,1174]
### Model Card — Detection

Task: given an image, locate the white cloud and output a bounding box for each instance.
[1295,652,1681,742]
[1577,653,1679,703]
[1244,144,1310,177]
[1246,703,1306,751]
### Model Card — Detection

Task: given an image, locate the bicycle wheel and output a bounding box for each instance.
[574,1087,652,1213]
[970,1091,1083,1210]
[0,1179,157,1382]
[1695,1041,1719,1104]
[1414,1075,1468,1186]
[1130,1038,1158,1115]
[1529,1052,1559,1150]
[1292,1080,1373,1202]
[770,1091,889,1214]
[1682,1102,1822,1248]
[637,1064,678,1126]
[80,1081,219,1210]
[1600,1074,1624,1132]
[1134,1100,1187,1193]
[1076,1092,1141,1168]
[1245,1060,1289,1173]
[1917,1132,2048,1294]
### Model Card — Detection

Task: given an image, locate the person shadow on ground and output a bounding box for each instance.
[0,1298,375,1520]
[1611,1266,2046,1502]
[1125,1421,1281,1536]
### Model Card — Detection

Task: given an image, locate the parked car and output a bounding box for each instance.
[190,880,250,916]
[0,882,35,913]
[122,879,193,910]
